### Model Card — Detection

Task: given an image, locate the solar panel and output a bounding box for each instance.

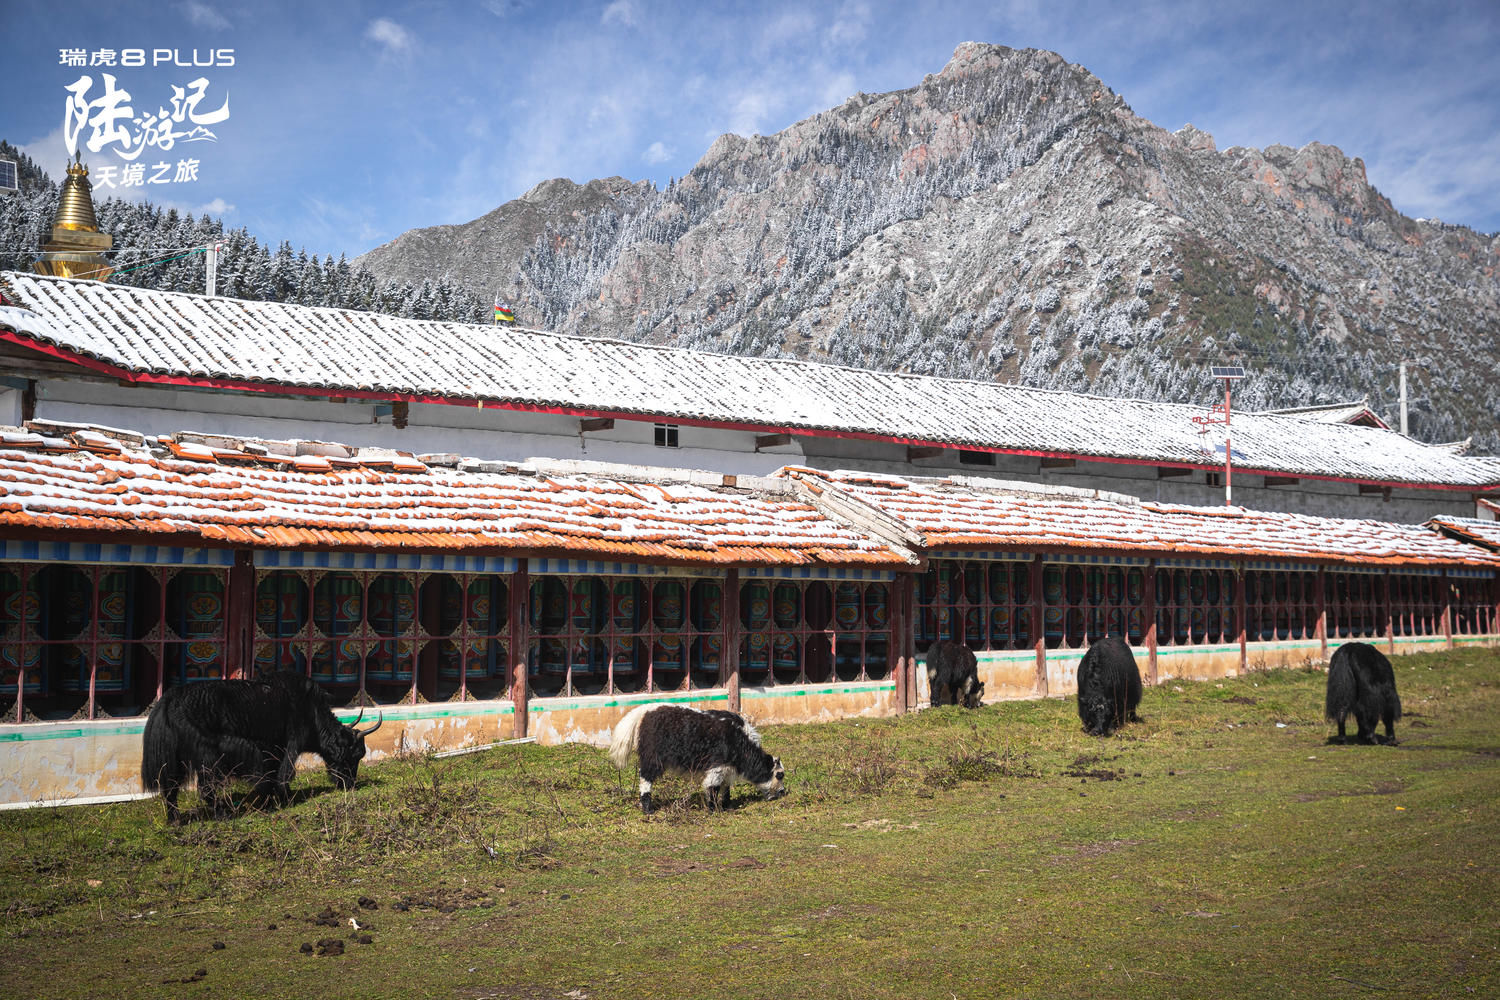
[0,159,17,194]
[1210,365,1245,380]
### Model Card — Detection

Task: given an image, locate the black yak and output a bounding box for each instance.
[608,704,785,814]
[1075,636,1143,736]
[1325,641,1403,745]
[140,672,382,824]
[926,641,985,708]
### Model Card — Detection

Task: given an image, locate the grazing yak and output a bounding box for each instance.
[926,640,985,708]
[1325,642,1403,745]
[1076,637,1143,737]
[141,672,382,824]
[608,704,785,814]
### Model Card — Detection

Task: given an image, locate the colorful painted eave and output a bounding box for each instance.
[2,272,1498,491]
[784,468,1500,570]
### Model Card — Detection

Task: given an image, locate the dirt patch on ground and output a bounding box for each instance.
[651,856,766,877]
[1292,780,1404,803]
[455,989,590,1000]
[1048,839,1144,864]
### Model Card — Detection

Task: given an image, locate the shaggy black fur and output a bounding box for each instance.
[1325,642,1403,745]
[634,705,784,815]
[140,672,377,824]
[926,641,985,708]
[1076,637,1143,736]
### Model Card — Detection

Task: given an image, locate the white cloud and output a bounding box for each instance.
[195,197,236,217]
[179,1,231,30]
[642,141,674,164]
[366,18,414,57]
[602,1,639,29]
[729,93,771,137]
[760,10,817,52]
[828,1,871,47]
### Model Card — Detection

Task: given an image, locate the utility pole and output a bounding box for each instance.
[1399,359,1409,436]
[205,242,222,297]
[1194,365,1246,507]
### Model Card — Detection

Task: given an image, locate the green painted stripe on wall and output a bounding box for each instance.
[743,682,896,701]
[0,723,146,742]
[527,692,730,714]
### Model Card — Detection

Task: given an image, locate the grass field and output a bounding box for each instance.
[2,647,1498,999]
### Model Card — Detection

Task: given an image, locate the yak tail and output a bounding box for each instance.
[1325,652,1356,722]
[139,704,175,793]
[608,704,656,769]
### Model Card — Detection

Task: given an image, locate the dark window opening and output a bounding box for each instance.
[654,423,679,448]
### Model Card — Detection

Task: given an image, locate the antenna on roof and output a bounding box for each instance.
[1192,363,1246,507]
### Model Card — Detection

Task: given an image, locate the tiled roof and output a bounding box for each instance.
[1427,515,1500,553]
[0,429,906,568]
[2,272,1496,490]
[783,468,1500,569]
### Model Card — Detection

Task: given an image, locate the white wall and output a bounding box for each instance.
[29,376,1477,522]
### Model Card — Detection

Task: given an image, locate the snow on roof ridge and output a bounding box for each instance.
[0,272,1301,416]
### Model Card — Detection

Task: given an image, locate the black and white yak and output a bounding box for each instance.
[140,672,382,824]
[1326,641,1403,745]
[1075,636,1143,737]
[926,640,985,708]
[608,704,785,814]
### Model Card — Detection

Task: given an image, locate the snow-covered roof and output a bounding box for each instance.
[1264,399,1389,428]
[2,272,1496,490]
[784,468,1500,569]
[0,428,904,568]
[0,423,1495,571]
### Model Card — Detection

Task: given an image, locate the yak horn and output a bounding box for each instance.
[349,704,366,726]
[354,711,383,736]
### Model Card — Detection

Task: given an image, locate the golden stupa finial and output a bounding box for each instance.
[55,151,101,233]
[34,151,114,281]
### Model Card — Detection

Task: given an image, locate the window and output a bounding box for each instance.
[254,569,511,705]
[1452,577,1496,636]
[528,575,721,697]
[1243,570,1317,641]
[915,559,1035,652]
[1153,567,1236,646]
[1,563,228,721]
[654,423,679,448]
[739,578,891,686]
[1325,571,1382,639]
[1049,564,1148,649]
[1205,472,1222,487]
[958,450,995,466]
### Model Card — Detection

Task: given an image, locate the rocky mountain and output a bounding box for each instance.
[355,42,1500,453]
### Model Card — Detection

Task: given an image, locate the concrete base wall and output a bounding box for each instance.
[3,635,1493,809]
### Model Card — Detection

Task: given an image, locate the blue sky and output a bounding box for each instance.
[4,1,1497,261]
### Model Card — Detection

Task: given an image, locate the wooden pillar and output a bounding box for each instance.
[1382,571,1395,654]
[225,550,255,681]
[1442,570,1454,650]
[722,569,741,713]
[509,562,530,738]
[1236,564,1248,675]
[1315,567,1328,661]
[1030,557,1047,696]
[1143,561,1158,686]
[895,572,915,713]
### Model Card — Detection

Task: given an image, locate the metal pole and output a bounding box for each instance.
[1223,378,1233,507]
[205,242,220,297]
